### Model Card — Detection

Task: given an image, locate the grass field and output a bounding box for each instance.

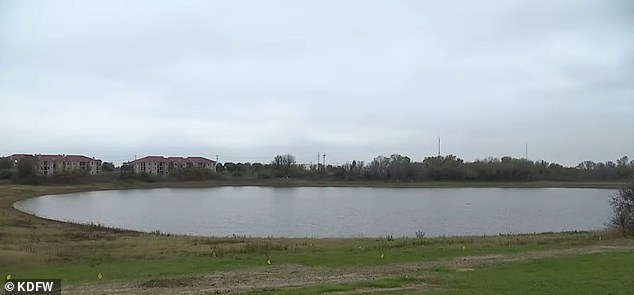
[0,182,632,294]
[244,251,634,295]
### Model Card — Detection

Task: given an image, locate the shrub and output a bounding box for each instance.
[609,179,634,236]
[49,169,87,184]
[171,168,217,181]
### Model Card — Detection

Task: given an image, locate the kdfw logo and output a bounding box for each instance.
[4,279,61,295]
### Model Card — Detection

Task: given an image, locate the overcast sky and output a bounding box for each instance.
[1,0,632,166]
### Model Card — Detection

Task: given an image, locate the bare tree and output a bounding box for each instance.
[609,179,634,236]
[272,154,296,177]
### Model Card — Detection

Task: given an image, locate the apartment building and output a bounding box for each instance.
[127,156,216,175]
[9,154,103,176]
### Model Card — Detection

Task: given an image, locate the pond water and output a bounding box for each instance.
[14,187,614,238]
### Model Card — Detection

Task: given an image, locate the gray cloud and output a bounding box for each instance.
[1,0,633,165]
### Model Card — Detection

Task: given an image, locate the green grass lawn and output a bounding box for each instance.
[426,251,634,295]
[243,251,634,294]
[4,232,620,283]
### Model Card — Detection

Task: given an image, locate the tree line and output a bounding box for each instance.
[2,154,632,184]
[219,154,633,182]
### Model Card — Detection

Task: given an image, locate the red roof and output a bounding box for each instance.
[136,156,168,162]
[39,155,63,161]
[186,157,214,163]
[133,156,215,164]
[167,157,185,161]
[10,154,100,163]
[65,155,98,162]
[134,156,174,163]
[10,154,36,159]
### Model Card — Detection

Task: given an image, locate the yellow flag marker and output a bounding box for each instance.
[267,258,271,265]
[97,272,103,280]
[380,253,384,259]
[5,274,11,280]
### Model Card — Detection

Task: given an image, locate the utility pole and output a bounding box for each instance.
[322,153,326,173]
[317,152,320,171]
[438,137,441,156]
[525,142,528,160]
